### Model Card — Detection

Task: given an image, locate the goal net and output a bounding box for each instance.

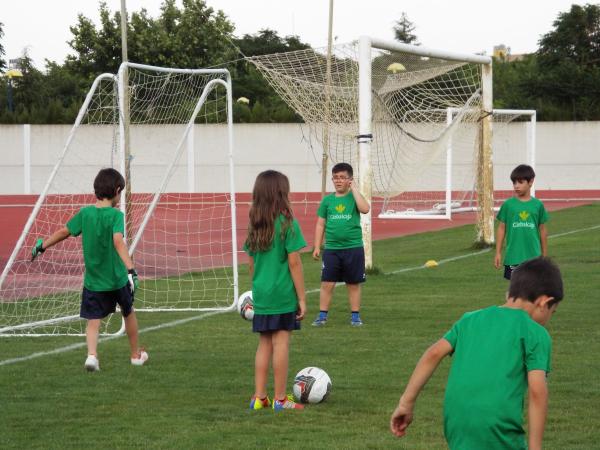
[380,108,536,217]
[247,37,494,260]
[0,63,237,336]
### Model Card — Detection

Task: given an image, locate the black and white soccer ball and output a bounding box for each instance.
[293,367,332,404]
[236,290,254,321]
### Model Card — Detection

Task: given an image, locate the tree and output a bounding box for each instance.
[534,4,600,120]
[65,0,237,81]
[393,13,419,45]
[231,29,311,122]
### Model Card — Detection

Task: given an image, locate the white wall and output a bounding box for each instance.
[0,122,598,195]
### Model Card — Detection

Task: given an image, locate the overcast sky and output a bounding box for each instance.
[1,0,588,68]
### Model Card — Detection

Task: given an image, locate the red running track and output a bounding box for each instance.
[1,190,598,275]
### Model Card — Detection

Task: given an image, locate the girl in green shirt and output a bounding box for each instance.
[244,170,307,411]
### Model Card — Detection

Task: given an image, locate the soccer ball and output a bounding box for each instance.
[293,367,332,404]
[237,290,254,321]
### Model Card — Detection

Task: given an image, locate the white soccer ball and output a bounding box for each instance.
[237,290,254,321]
[293,367,332,404]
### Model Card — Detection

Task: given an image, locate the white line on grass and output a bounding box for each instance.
[2,223,598,368]
[384,223,600,276]
[0,310,226,367]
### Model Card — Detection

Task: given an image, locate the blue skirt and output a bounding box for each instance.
[253,312,301,333]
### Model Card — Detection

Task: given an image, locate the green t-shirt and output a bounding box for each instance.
[497,196,548,266]
[317,192,363,250]
[244,215,306,315]
[442,306,552,450]
[497,197,548,266]
[66,205,129,292]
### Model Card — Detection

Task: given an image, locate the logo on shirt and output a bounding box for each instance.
[513,210,535,229]
[335,204,346,213]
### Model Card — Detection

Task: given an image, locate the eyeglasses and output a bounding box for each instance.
[332,176,351,181]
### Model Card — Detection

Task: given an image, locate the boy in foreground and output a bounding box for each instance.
[31,168,148,371]
[390,257,563,450]
[312,162,370,326]
[495,164,548,280]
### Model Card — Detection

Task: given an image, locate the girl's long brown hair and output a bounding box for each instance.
[245,170,294,252]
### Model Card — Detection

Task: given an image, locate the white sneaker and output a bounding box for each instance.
[131,350,148,366]
[84,355,100,372]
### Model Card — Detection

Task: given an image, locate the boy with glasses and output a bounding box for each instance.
[312,163,370,327]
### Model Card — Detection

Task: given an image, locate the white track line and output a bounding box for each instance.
[2,224,598,367]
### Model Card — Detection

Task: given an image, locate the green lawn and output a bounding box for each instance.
[1,203,598,449]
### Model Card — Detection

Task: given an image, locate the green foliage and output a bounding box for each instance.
[230,29,310,123]
[1,2,600,123]
[494,4,600,120]
[393,12,419,45]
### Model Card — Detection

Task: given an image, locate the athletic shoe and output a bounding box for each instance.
[131,350,149,366]
[249,395,271,410]
[312,316,328,327]
[273,394,304,411]
[350,317,364,327]
[84,355,100,372]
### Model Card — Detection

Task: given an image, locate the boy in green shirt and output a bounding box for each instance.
[390,257,564,450]
[495,164,548,280]
[31,168,148,371]
[312,163,370,327]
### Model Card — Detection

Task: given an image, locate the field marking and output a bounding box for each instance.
[2,223,598,368]
[384,223,600,276]
[548,224,600,239]
[0,310,226,367]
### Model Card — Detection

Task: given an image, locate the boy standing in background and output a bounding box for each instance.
[495,164,548,279]
[312,163,370,327]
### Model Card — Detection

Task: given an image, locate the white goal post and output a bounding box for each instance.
[378,108,537,219]
[248,35,495,267]
[0,63,238,336]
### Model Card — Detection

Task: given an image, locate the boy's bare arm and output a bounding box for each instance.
[527,370,548,450]
[539,224,548,256]
[350,180,370,214]
[288,251,306,320]
[113,233,134,270]
[390,339,453,437]
[312,217,325,259]
[32,227,71,261]
[44,227,71,249]
[494,222,506,269]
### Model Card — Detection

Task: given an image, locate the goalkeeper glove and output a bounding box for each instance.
[31,238,45,262]
[128,269,139,294]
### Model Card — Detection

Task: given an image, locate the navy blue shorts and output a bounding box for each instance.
[253,312,301,333]
[504,265,519,280]
[321,247,366,284]
[80,285,134,320]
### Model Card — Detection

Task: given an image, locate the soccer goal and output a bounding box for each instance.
[379,108,537,218]
[0,63,238,336]
[248,36,495,266]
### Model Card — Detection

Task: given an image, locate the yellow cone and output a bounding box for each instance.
[424,260,438,268]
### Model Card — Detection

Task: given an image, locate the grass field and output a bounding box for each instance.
[1,203,598,449]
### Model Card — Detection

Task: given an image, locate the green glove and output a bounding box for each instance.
[31,238,45,262]
[128,269,139,294]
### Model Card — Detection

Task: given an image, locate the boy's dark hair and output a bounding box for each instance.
[510,164,535,182]
[509,257,563,305]
[94,168,125,200]
[332,162,353,177]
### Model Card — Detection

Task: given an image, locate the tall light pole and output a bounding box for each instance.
[120,0,133,248]
[321,0,334,197]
